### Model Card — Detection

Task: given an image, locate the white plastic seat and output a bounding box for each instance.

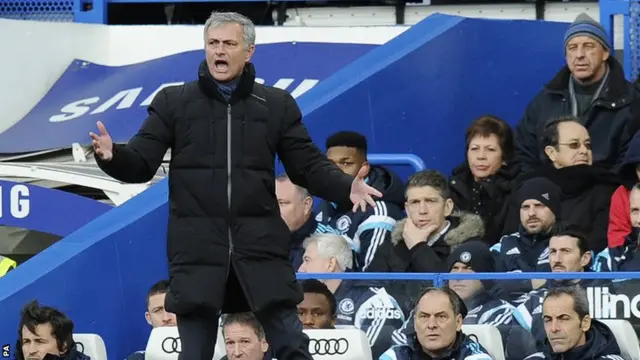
[145,327,180,360]
[599,319,640,360]
[72,333,107,360]
[304,328,372,360]
[461,324,505,360]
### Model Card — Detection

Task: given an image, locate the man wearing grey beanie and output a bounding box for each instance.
[514,12,640,175]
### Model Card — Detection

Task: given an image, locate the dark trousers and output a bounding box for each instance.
[176,304,312,360]
[176,266,312,360]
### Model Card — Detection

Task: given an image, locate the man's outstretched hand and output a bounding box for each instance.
[350,166,383,213]
[89,121,114,161]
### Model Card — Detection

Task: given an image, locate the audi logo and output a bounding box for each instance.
[161,336,182,354]
[309,338,349,356]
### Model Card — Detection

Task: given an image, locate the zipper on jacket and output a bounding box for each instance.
[227,104,234,258]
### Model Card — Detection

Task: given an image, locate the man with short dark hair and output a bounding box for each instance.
[380,287,492,360]
[297,279,336,329]
[221,313,271,360]
[513,225,604,346]
[15,300,88,360]
[514,13,639,174]
[524,287,623,359]
[391,170,485,273]
[317,130,405,272]
[127,280,177,360]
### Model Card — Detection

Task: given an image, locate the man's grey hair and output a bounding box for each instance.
[203,11,256,49]
[276,173,310,199]
[302,233,353,271]
[544,286,590,319]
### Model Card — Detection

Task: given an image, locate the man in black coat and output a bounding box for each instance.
[514,13,640,174]
[89,11,381,360]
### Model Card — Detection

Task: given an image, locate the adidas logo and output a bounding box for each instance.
[506,248,521,255]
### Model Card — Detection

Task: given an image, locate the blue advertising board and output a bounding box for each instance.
[0,42,376,154]
[0,180,111,236]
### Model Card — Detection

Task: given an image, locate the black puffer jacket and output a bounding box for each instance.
[449,161,519,245]
[514,57,640,175]
[96,61,353,314]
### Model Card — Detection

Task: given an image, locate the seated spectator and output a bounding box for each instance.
[491,177,560,300]
[276,174,339,270]
[449,115,519,245]
[392,242,534,360]
[596,183,640,271]
[298,233,405,358]
[15,300,89,360]
[392,170,484,273]
[297,279,336,329]
[514,225,599,345]
[394,242,516,335]
[504,117,619,253]
[316,130,405,272]
[220,312,271,360]
[126,280,177,360]
[524,287,622,359]
[514,13,640,174]
[608,131,640,247]
[380,287,492,360]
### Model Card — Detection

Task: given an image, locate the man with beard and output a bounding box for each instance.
[524,287,623,360]
[513,225,603,347]
[491,177,561,302]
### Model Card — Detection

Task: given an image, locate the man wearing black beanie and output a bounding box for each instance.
[490,177,561,302]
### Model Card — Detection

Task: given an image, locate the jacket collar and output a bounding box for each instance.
[411,331,465,359]
[544,57,629,103]
[197,60,256,103]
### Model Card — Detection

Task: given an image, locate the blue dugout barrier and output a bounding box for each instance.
[297,271,640,287]
[600,0,640,80]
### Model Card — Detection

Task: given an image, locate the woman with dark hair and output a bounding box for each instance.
[449,115,519,245]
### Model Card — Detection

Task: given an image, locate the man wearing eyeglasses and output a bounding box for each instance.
[513,13,640,175]
[504,117,619,253]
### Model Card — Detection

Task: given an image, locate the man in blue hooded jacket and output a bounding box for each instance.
[513,225,606,346]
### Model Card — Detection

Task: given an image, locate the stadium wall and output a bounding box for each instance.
[0,20,408,135]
